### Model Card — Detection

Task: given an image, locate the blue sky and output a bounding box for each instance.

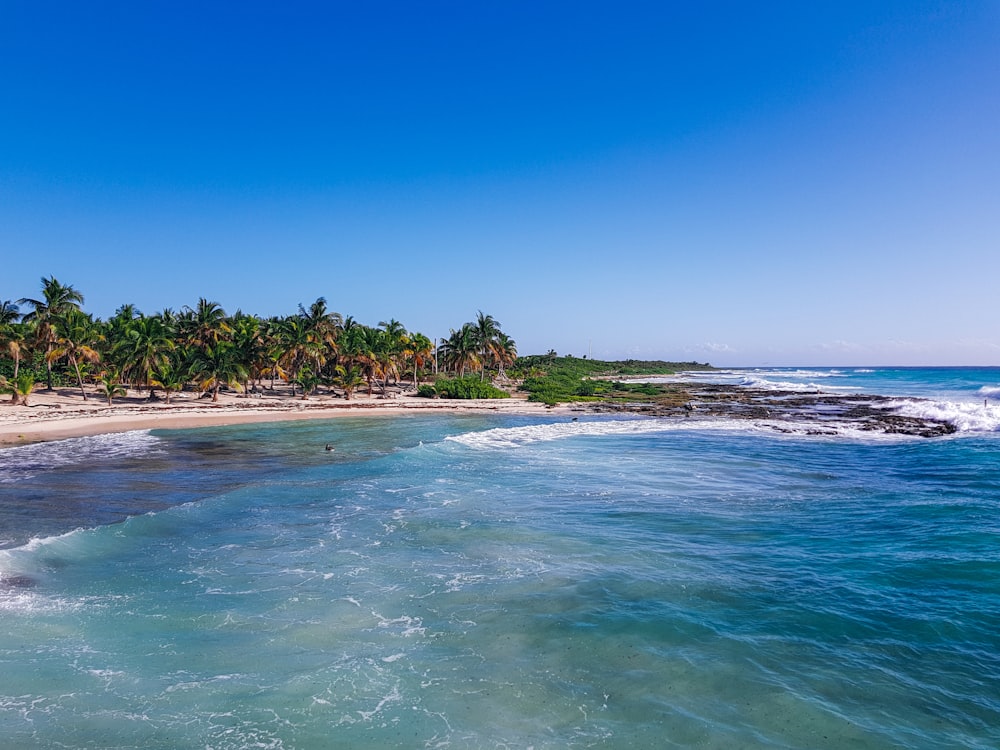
[2,1,998,365]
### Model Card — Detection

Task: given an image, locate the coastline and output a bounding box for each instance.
[1,371,974,447]
[0,386,571,446]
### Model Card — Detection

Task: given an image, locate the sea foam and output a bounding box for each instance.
[0,430,162,483]
[887,398,1000,433]
[445,417,904,450]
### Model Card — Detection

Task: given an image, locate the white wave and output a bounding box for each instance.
[978,385,1000,399]
[887,398,1000,433]
[854,369,876,373]
[447,419,678,448]
[738,376,825,393]
[0,527,86,576]
[0,430,162,483]
[0,528,95,614]
[752,369,844,379]
[446,417,907,450]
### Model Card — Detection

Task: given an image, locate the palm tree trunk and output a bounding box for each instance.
[71,356,88,400]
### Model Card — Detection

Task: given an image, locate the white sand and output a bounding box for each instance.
[0,384,569,446]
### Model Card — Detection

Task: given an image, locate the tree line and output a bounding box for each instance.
[0,277,516,405]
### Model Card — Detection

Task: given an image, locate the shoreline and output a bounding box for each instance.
[0,387,572,447]
[0,377,967,447]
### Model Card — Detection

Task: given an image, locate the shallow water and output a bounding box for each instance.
[1,370,999,748]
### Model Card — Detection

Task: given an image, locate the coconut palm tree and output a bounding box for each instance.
[299,297,342,353]
[492,332,518,380]
[190,341,247,402]
[181,298,231,350]
[3,327,27,380]
[149,361,188,404]
[47,308,102,400]
[12,372,35,406]
[114,315,175,396]
[473,311,501,380]
[439,324,480,378]
[18,276,85,390]
[277,316,323,397]
[330,363,365,400]
[403,332,434,387]
[98,369,128,405]
[0,300,20,326]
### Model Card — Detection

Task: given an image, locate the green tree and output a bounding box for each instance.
[12,371,36,406]
[190,342,247,402]
[18,276,85,390]
[114,315,175,396]
[439,324,480,378]
[98,369,128,406]
[331,363,365,400]
[47,308,102,400]
[181,298,231,350]
[492,332,517,380]
[403,332,434,386]
[149,361,189,404]
[473,311,500,380]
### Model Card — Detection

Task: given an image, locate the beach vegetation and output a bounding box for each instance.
[514,356,713,405]
[98,370,128,406]
[331,363,365,400]
[422,376,510,400]
[18,276,86,390]
[11,371,36,406]
[46,308,102,401]
[149,362,188,404]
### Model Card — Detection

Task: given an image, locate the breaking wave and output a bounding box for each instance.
[445,417,908,450]
[887,399,1000,433]
[0,430,163,483]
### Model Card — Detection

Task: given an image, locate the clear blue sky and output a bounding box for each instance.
[2,1,998,366]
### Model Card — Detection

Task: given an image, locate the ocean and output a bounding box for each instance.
[1,367,998,749]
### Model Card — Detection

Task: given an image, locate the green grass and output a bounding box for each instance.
[513,355,712,406]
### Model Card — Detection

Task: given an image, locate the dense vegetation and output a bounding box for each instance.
[0,277,517,404]
[418,376,510,400]
[512,354,713,406]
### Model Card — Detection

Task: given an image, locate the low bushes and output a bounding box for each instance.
[418,376,510,400]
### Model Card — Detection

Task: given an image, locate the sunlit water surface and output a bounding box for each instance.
[2,368,999,749]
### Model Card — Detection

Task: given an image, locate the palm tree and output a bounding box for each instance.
[331,363,365,400]
[355,326,390,397]
[277,316,322,396]
[149,361,188,404]
[181,298,231,350]
[18,276,85,390]
[492,332,518,380]
[0,300,20,326]
[473,311,501,380]
[190,342,247,402]
[98,369,128,406]
[47,308,102,400]
[404,332,434,387]
[299,297,342,345]
[3,327,27,380]
[0,302,27,381]
[12,372,35,406]
[114,315,175,396]
[439,324,480,378]
[230,314,266,395]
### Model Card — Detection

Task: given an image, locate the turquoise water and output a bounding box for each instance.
[2,368,999,748]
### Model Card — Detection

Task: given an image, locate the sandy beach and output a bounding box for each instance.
[0,384,569,446]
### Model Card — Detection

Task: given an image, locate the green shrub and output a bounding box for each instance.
[432,376,510,399]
